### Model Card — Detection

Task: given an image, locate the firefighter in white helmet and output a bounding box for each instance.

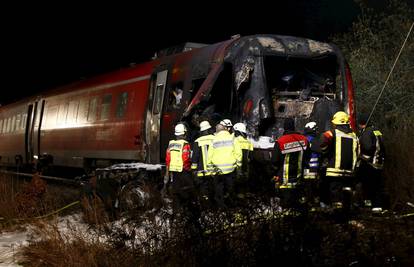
[303,121,321,207]
[207,119,242,207]
[233,122,253,198]
[165,123,194,209]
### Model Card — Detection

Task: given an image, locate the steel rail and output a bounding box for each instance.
[0,170,79,185]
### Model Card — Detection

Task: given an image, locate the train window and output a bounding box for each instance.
[15,114,21,131]
[21,114,27,130]
[11,116,16,133]
[153,85,163,114]
[46,105,58,128]
[116,92,128,118]
[100,94,112,120]
[3,118,7,133]
[88,97,98,122]
[68,100,79,124]
[78,98,89,123]
[8,117,12,132]
[57,103,69,125]
[167,82,184,111]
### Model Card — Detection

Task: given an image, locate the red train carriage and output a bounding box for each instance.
[0,34,356,170]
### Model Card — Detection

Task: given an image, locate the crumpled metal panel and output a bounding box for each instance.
[184,35,340,136]
[307,40,333,54]
[274,99,316,118]
[234,57,254,90]
[257,37,285,52]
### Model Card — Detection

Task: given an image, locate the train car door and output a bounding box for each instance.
[25,99,45,164]
[24,103,34,163]
[33,99,45,159]
[145,70,168,163]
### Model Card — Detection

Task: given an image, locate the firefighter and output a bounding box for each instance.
[191,120,215,206]
[357,113,385,213]
[317,111,359,212]
[221,119,233,134]
[165,123,194,209]
[233,122,253,196]
[207,119,242,208]
[303,121,321,206]
[273,118,309,210]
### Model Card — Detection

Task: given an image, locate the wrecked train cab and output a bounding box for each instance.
[184,34,355,149]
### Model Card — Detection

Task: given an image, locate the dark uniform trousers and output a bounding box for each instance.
[357,161,383,207]
[214,172,235,208]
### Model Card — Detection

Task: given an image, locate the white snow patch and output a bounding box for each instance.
[0,213,90,266]
[98,163,164,171]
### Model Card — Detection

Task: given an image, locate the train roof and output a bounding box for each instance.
[1,34,340,109]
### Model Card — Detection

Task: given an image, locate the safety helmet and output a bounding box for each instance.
[199,120,211,132]
[219,119,233,128]
[174,123,187,136]
[331,111,350,125]
[305,121,317,131]
[233,122,247,134]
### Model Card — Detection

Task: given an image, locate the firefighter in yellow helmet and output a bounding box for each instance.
[316,111,359,212]
[207,119,242,208]
[191,120,215,206]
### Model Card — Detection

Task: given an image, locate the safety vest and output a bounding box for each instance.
[276,133,308,188]
[326,129,359,177]
[192,134,214,176]
[234,135,253,170]
[168,139,188,172]
[360,128,385,170]
[207,131,240,175]
[304,135,320,180]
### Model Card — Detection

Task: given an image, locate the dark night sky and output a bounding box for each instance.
[1,1,364,105]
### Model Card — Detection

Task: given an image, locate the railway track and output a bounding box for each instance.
[0,169,80,185]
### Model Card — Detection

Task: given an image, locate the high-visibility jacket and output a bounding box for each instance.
[274,132,308,188]
[207,130,241,175]
[234,135,253,171]
[304,134,320,179]
[191,134,214,176]
[166,139,191,172]
[322,128,359,177]
[359,127,385,170]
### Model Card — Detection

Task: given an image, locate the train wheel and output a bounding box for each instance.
[118,181,149,213]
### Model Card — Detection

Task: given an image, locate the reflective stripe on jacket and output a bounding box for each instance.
[326,129,359,177]
[275,133,308,187]
[166,139,191,172]
[192,134,214,176]
[234,135,253,170]
[304,134,320,179]
[359,127,385,170]
[207,131,241,175]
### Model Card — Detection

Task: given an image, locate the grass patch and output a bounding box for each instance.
[0,173,80,231]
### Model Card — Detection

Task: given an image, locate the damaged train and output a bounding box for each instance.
[0,34,356,171]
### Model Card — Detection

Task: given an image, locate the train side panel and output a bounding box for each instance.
[39,63,153,168]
